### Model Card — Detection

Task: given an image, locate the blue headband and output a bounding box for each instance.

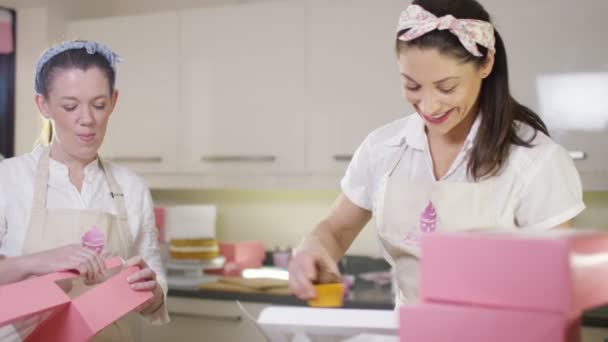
[34,40,121,93]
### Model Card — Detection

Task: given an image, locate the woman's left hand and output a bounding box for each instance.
[125,256,164,314]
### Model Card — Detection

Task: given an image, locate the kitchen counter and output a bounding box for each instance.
[169,278,394,310]
[584,307,608,328]
[168,281,608,328]
[165,254,608,328]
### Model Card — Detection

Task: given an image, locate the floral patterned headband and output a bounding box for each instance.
[34,40,121,93]
[396,4,495,57]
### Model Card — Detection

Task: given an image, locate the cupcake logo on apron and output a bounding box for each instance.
[403,201,437,246]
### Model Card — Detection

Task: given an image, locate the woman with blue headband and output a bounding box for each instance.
[0,41,168,341]
[289,0,585,306]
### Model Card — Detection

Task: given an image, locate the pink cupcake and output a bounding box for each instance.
[82,225,105,254]
[419,201,437,233]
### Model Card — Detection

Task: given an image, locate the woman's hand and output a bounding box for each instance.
[288,240,341,300]
[26,244,107,284]
[125,256,164,315]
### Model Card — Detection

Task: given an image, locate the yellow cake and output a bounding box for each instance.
[169,238,219,260]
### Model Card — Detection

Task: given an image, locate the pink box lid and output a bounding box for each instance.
[420,229,608,319]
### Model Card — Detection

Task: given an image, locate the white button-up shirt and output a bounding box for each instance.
[0,146,169,332]
[341,114,585,229]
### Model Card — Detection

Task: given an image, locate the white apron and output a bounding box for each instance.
[376,141,498,305]
[16,147,135,341]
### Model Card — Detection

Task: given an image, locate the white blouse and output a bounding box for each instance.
[341,114,585,230]
[0,146,169,329]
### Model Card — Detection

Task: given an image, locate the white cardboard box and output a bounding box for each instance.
[256,307,398,342]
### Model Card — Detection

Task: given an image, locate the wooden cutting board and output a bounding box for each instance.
[218,277,288,291]
[200,281,258,293]
[200,277,290,295]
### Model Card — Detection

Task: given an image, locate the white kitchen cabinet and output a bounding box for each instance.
[66,12,180,173]
[493,0,608,190]
[138,297,269,342]
[178,1,307,176]
[536,72,608,191]
[305,0,407,175]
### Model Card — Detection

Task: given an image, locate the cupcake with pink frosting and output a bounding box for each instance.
[419,201,437,233]
[82,225,105,254]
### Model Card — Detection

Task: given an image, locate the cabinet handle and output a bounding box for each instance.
[333,154,353,162]
[106,156,163,163]
[568,151,587,160]
[169,311,242,322]
[201,155,276,163]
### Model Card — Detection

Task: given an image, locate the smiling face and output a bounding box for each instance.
[398,47,493,141]
[35,67,118,165]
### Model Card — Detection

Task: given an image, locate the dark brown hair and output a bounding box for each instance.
[397,0,549,180]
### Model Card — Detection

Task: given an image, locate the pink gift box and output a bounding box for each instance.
[400,302,580,342]
[219,240,266,269]
[0,257,152,341]
[153,207,165,243]
[420,229,608,320]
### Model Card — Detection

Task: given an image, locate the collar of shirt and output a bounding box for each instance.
[384,113,482,153]
[32,145,102,190]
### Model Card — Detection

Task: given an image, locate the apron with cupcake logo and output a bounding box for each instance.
[16,147,135,341]
[375,140,497,305]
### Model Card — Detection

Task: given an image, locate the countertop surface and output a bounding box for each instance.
[169,278,394,310]
[168,280,608,328]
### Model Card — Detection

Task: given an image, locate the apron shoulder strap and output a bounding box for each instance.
[97,158,134,257]
[97,158,129,221]
[31,147,51,214]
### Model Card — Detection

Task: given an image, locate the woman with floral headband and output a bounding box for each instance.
[289,0,585,305]
[0,41,168,340]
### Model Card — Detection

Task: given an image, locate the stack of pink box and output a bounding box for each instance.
[400,229,608,342]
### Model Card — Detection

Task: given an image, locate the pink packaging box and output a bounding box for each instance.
[219,240,266,269]
[0,257,153,341]
[400,302,581,342]
[153,207,165,243]
[420,229,608,320]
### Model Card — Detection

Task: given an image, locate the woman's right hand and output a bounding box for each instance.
[288,240,342,300]
[26,244,107,284]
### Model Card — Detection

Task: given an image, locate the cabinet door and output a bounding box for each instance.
[306,0,407,175]
[492,0,608,190]
[139,297,269,342]
[66,13,179,173]
[179,1,307,175]
[537,72,608,190]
